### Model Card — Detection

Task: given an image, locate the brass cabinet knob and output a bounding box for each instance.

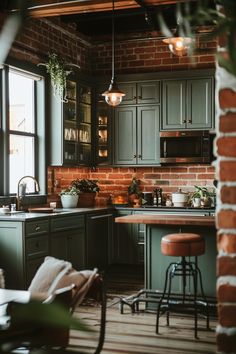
[183,120,187,124]
[188,119,192,123]
[134,154,137,158]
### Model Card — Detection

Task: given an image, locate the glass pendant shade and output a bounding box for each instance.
[102,78,125,107]
[163,36,192,57]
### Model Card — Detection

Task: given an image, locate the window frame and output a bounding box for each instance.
[0,60,47,197]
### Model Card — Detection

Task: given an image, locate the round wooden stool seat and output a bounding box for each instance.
[161,233,205,257]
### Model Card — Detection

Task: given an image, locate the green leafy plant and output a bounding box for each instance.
[128,177,142,197]
[46,52,70,102]
[70,179,100,193]
[59,185,80,196]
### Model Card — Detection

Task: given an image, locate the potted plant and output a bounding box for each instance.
[45,52,70,102]
[191,186,213,208]
[59,186,80,208]
[128,177,142,206]
[70,179,100,207]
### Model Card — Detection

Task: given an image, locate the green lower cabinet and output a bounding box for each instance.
[112,210,144,265]
[50,215,85,270]
[146,225,217,298]
[86,212,113,271]
[50,228,85,270]
[0,221,25,289]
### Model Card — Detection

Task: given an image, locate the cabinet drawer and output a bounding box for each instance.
[26,220,49,237]
[51,215,84,232]
[25,235,49,259]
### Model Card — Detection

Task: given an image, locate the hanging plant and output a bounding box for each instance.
[45,52,70,102]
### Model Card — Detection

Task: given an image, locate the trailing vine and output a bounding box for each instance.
[45,52,70,102]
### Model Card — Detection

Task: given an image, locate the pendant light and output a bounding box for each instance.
[163,36,192,57]
[102,0,125,107]
[162,16,193,57]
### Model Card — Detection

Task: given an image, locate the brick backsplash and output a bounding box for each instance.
[48,165,215,206]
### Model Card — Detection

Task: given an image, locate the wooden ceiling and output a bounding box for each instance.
[28,1,186,18]
[21,0,214,37]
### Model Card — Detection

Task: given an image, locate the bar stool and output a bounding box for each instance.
[156,233,209,339]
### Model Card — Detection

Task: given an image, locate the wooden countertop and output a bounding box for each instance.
[115,214,215,227]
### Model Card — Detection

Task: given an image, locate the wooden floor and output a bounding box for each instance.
[68,265,217,354]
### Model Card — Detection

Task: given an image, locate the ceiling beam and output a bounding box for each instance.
[27,0,185,18]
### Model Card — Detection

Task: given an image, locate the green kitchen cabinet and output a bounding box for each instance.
[112,210,143,265]
[86,211,113,271]
[50,215,86,270]
[162,77,214,130]
[49,79,93,166]
[96,85,112,166]
[113,105,160,165]
[0,219,50,289]
[118,81,160,105]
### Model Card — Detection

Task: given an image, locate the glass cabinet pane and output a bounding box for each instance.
[96,89,111,165]
[77,83,92,165]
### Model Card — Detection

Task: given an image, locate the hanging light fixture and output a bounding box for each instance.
[162,16,193,57]
[163,36,192,57]
[102,0,125,107]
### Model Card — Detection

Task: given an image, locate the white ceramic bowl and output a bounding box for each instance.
[0,207,10,214]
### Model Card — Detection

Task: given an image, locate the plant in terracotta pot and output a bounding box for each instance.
[128,177,142,207]
[59,186,80,208]
[70,179,100,207]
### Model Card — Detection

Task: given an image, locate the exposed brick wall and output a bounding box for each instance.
[91,32,217,75]
[48,165,215,207]
[215,12,236,351]
[7,17,91,72]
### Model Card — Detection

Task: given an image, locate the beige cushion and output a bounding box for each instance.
[28,256,72,294]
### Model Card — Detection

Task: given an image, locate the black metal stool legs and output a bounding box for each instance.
[155,256,209,339]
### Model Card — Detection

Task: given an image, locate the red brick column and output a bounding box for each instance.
[215,11,236,351]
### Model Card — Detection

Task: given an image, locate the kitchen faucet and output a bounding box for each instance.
[16,175,40,211]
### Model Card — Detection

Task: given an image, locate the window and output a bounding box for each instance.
[0,65,46,196]
[9,70,36,193]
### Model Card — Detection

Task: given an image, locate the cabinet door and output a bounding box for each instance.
[114,106,136,165]
[118,83,137,105]
[0,221,25,289]
[51,229,85,270]
[137,105,160,165]
[78,84,93,165]
[112,210,136,264]
[162,80,186,130]
[96,85,112,165]
[137,81,160,104]
[187,78,213,129]
[86,213,113,271]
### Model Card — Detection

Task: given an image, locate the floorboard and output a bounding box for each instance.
[68,265,217,354]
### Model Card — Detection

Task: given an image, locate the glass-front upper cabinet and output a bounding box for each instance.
[49,78,93,167]
[78,84,92,165]
[96,87,112,165]
[64,80,78,164]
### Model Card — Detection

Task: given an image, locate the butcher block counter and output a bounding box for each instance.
[115,213,215,226]
[115,212,216,299]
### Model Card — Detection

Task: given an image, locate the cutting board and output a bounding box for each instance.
[28,207,54,213]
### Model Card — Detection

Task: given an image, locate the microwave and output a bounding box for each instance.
[160,131,212,164]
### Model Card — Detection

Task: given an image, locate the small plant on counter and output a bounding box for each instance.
[191,185,214,207]
[128,177,142,197]
[70,179,100,193]
[59,186,80,196]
